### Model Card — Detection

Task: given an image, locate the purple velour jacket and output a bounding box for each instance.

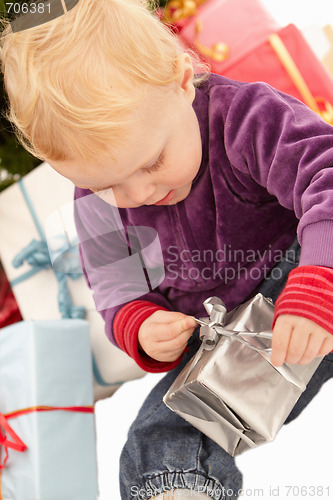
[74,74,333,348]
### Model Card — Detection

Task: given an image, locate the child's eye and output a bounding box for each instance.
[145,160,162,174]
[144,151,165,175]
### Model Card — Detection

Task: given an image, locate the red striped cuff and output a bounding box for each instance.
[273,265,333,335]
[113,301,185,373]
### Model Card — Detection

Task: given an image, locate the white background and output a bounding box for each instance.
[95,1,333,499]
[259,0,332,28]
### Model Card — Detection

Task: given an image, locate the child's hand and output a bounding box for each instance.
[271,314,333,366]
[138,311,198,362]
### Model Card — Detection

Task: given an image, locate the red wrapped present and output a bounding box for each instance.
[223,24,333,125]
[161,0,280,72]
[0,262,22,329]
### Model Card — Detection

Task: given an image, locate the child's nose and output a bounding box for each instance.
[123,180,156,205]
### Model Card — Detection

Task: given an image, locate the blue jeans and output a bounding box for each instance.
[119,240,333,499]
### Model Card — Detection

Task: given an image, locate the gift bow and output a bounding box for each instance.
[12,237,85,320]
[0,413,27,470]
[161,0,229,62]
[161,0,206,23]
[195,296,273,351]
[269,33,333,126]
[194,20,229,62]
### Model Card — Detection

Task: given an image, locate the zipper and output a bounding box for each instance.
[168,204,206,283]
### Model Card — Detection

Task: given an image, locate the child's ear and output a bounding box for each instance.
[178,53,195,103]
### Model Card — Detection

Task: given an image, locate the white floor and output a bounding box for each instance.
[95,373,333,500]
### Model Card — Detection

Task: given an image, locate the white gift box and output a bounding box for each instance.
[0,163,145,401]
[0,320,98,500]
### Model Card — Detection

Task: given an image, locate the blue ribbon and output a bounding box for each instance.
[91,356,126,388]
[10,179,86,320]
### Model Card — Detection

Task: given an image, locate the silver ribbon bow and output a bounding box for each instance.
[195,296,273,349]
[194,296,308,390]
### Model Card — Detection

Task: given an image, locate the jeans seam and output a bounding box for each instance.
[195,433,203,473]
[138,470,228,499]
[143,469,218,482]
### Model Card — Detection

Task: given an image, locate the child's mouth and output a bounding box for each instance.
[154,190,175,205]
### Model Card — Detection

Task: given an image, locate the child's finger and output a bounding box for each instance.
[271,321,293,366]
[146,328,195,362]
[284,327,310,365]
[150,310,195,325]
[297,334,325,365]
[317,336,333,357]
[156,326,196,353]
[152,317,197,342]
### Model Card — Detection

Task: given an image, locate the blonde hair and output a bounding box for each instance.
[0,0,208,163]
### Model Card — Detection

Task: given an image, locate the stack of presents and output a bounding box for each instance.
[0,163,146,498]
[159,0,333,122]
[0,0,332,497]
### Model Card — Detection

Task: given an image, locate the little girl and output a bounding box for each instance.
[1,1,333,498]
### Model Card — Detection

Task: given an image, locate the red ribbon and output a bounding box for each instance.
[0,405,94,468]
[0,413,27,470]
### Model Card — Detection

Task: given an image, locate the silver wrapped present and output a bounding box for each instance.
[163,294,323,456]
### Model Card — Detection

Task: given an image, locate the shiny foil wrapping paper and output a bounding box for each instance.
[163,294,323,456]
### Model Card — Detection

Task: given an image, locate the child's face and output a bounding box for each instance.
[48,77,202,209]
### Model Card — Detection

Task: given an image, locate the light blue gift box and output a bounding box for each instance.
[0,320,98,500]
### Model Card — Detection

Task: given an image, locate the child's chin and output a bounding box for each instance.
[172,185,192,204]
[167,194,184,205]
